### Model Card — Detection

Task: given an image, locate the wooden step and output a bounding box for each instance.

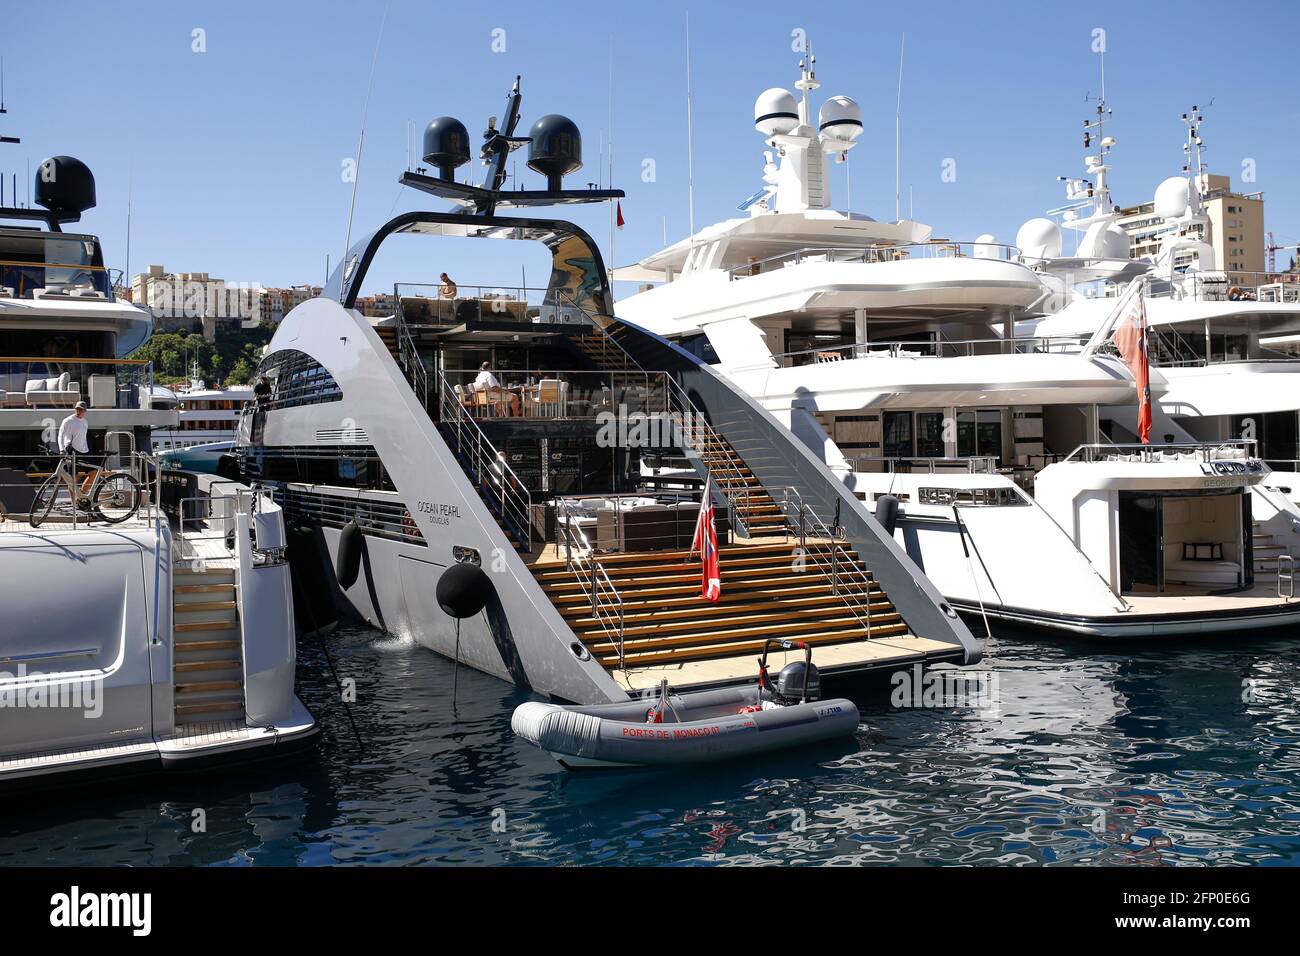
[558,580,882,615]
[174,583,236,595]
[582,608,903,646]
[539,562,872,593]
[532,548,861,581]
[173,638,240,653]
[566,592,891,627]
[175,679,242,695]
[175,620,238,633]
[175,699,245,717]
[173,600,237,613]
[174,659,242,673]
[573,600,898,639]
[600,622,911,668]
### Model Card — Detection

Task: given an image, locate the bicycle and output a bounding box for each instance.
[28,453,144,528]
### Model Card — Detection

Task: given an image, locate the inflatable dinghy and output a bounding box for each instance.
[512,640,860,768]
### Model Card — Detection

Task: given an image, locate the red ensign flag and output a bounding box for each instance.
[616,201,625,229]
[1111,293,1152,444]
[691,477,721,603]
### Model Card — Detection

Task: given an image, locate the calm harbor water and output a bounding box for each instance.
[3,622,1299,866]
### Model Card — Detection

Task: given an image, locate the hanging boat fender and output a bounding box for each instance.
[336,520,363,589]
[874,494,899,536]
[436,561,493,618]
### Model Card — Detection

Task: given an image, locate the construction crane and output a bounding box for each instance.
[1266,231,1299,274]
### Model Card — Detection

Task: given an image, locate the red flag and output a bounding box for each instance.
[1111,293,1152,444]
[690,476,721,603]
[616,201,625,229]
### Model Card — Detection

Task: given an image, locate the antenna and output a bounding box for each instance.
[342,0,391,274]
[684,11,696,236]
[608,33,616,280]
[124,170,132,293]
[895,34,905,221]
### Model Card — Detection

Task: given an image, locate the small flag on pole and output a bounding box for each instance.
[1111,292,1152,444]
[616,200,625,229]
[690,476,721,603]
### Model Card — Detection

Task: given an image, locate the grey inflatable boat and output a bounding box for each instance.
[512,640,861,769]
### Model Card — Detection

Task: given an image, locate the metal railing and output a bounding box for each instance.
[1147,271,1300,304]
[1063,439,1259,464]
[726,240,1022,279]
[441,368,670,420]
[733,333,1095,371]
[776,487,879,640]
[0,449,162,530]
[434,369,533,552]
[0,356,154,410]
[1279,554,1295,601]
[392,283,591,327]
[556,497,627,667]
[847,455,1000,475]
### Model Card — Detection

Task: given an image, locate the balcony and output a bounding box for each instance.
[0,356,155,412]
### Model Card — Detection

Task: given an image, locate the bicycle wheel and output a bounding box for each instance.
[28,473,63,528]
[92,473,143,524]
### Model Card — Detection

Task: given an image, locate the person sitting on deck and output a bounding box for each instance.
[473,362,520,416]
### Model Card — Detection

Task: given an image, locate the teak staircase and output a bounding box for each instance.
[1252,522,1287,575]
[172,566,246,725]
[532,540,907,672]
[691,434,786,537]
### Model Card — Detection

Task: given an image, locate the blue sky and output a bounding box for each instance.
[4,0,1298,298]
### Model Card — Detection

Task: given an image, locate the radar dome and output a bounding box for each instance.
[422,116,471,181]
[755,88,798,137]
[34,156,96,215]
[1078,221,1130,260]
[818,95,863,151]
[1153,176,1191,219]
[527,114,582,191]
[1015,218,1062,260]
[972,234,1001,259]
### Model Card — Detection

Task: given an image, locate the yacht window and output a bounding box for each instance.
[957,409,1003,464]
[254,349,342,411]
[916,412,945,457]
[919,486,1023,507]
[882,411,914,459]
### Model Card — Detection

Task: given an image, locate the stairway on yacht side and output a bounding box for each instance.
[531,539,906,672]
[1253,521,1288,576]
[172,566,246,725]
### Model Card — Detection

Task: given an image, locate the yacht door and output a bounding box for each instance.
[1118,492,1162,593]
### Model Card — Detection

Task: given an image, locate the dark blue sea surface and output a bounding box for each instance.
[2,623,1298,866]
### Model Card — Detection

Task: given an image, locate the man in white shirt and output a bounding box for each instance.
[57,401,97,495]
[471,362,519,416]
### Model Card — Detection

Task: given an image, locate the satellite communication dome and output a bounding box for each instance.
[527,114,582,191]
[1078,221,1130,259]
[422,116,471,181]
[34,156,97,214]
[972,234,1001,259]
[755,88,798,137]
[818,95,863,151]
[1153,176,1191,219]
[1015,218,1062,260]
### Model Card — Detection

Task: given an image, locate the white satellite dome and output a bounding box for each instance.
[1078,221,1130,260]
[972,234,1001,259]
[818,95,863,151]
[1154,176,1191,219]
[1015,218,1062,260]
[755,88,799,137]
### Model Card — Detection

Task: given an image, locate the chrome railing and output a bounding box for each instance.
[1279,554,1295,602]
[557,497,626,667]
[847,455,1000,475]
[1148,271,1300,304]
[726,240,1021,279]
[0,449,162,530]
[776,487,879,640]
[732,333,1094,371]
[1063,439,1259,464]
[441,368,670,421]
[434,369,533,552]
[393,283,590,327]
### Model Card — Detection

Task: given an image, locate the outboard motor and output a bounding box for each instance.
[757,638,820,706]
[775,659,821,703]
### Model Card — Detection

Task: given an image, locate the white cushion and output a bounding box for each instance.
[25,379,46,393]
[58,372,70,391]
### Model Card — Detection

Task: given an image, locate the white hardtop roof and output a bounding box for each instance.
[617,210,933,279]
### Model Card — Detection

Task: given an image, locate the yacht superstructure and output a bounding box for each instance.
[236,77,980,703]
[615,54,1300,636]
[0,150,314,788]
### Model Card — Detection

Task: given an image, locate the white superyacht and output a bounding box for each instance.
[0,150,315,788]
[614,55,1300,636]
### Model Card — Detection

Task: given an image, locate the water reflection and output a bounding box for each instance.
[1,624,1297,866]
